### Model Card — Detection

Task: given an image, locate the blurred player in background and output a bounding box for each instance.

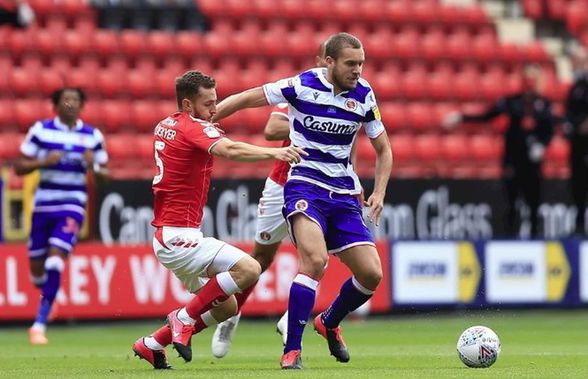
[132,70,307,369]
[15,87,109,345]
[212,33,393,369]
[564,46,588,236]
[444,64,555,238]
[210,42,329,359]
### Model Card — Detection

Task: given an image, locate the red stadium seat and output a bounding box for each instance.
[197,0,226,18]
[0,133,25,162]
[356,136,376,161]
[155,70,177,99]
[414,134,441,167]
[480,72,505,101]
[120,30,147,59]
[358,0,385,23]
[147,31,176,60]
[412,0,438,25]
[0,99,15,129]
[446,31,472,60]
[93,30,120,58]
[472,34,498,62]
[102,100,131,133]
[406,102,434,131]
[203,32,232,58]
[522,0,544,19]
[14,99,45,131]
[64,32,91,57]
[9,68,39,96]
[440,133,468,163]
[33,30,62,56]
[384,0,411,24]
[61,0,91,18]
[137,134,154,162]
[379,102,407,132]
[453,72,479,101]
[232,27,261,56]
[254,0,281,19]
[98,70,127,98]
[175,31,202,59]
[106,133,136,161]
[566,2,588,35]
[127,70,155,98]
[421,31,446,61]
[282,0,308,21]
[20,51,43,70]
[40,70,65,95]
[429,71,453,101]
[333,0,358,23]
[68,67,98,93]
[392,29,419,59]
[371,73,402,101]
[226,0,254,19]
[8,30,34,57]
[470,134,502,162]
[80,100,104,128]
[462,5,488,26]
[401,71,427,100]
[131,100,161,132]
[545,135,569,165]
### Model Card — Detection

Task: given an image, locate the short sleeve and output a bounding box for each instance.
[20,121,43,158]
[270,103,289,119]
[263,76,300,106]
[92,128,109,165]
[186,122,225,153]
[362,91,386,139]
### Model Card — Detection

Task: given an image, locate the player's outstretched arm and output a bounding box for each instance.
[264,113,289,141]
[365,132,392,226]
[210,138,307,163]
[212,87,269,123]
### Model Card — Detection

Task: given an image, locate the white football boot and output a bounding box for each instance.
[276,311,288,346]
[211,313,241,358]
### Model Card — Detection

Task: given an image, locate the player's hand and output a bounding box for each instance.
[274,146,308,164]
[365,191,385,226]
[528,142,545,162]
[358,187,367,206]
[83,149,95,166]
[442,111,462,129]
[43,151,64,167]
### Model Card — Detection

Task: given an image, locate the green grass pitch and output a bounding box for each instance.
[1,309,586,379]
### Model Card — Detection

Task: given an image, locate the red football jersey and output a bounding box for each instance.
[151,112,224,228]
[268,104,290,186]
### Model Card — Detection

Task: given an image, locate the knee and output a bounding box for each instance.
[355,266,382,291]
[301,254,328,278]
[240,255,262,285]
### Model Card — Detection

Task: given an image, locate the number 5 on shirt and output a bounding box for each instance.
[153,140,165,185]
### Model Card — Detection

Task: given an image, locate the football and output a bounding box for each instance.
[456,326,501,368]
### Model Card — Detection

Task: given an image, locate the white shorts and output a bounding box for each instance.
[255,177,288,245]
[153,226,247,293]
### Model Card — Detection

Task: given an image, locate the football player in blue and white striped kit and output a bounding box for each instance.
[212,33,393,369]
[15,88,109,345]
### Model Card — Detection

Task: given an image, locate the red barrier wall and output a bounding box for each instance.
[0,242,390,320]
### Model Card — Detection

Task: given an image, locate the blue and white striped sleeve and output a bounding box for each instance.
[20,121,43,158]
[92,128,109,165]
[363,90,385,139]
[262,76,300,106]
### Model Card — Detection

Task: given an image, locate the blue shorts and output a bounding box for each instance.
[28,211,84,259]
[282,180,374,254]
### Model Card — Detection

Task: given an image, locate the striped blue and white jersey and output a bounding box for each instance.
[20,117,108,216]
[263,67,385,194]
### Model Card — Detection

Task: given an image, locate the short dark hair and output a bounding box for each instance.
[175,70,216,109]
[325,33,362,60]
[51,87,86,107]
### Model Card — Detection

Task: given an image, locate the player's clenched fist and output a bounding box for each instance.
[274,146,308,164]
